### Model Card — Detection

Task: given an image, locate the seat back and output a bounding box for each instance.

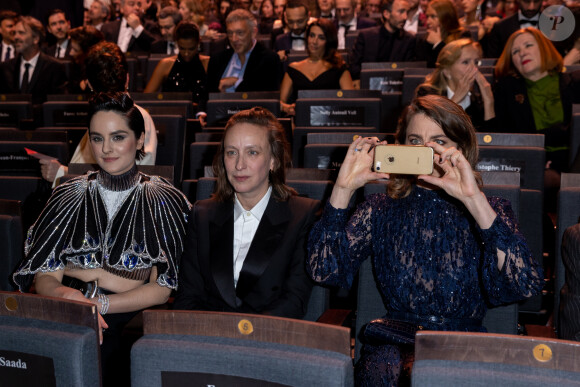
[412,331,580,386]
[151,115,186,186]
[189,142,219,179]
[0,101,32,128]
[0,291,100,387]
[295,96,381,129]
[205,98,281,127]
[0,200,22,291]
[131,310,353,386]
[42,101,89,127]
[555,174,580,331]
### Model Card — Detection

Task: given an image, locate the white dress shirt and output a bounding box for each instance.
[447,86,471,111]
[54,39,69,58]
[1,42,15,62]
[232,186,272,287]
[117,18,145,53]
[338,17,357,50]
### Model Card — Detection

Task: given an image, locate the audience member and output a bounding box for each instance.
[43,9,73,60]
[67,25,105,93]
[215,0,233,32]
[273,0,310,58]
[150,5,182,54]
[13,91,191,387]
[362,0,381,16]
[179,0,215,36]
[273,0,288,20]
[560,223,580,341]
[0,10,17,62]
[0,16,67,106]
[207,9,281,92]
[317,0,336,18]
[485,0,541,58]
[307,94,544,386]
[403,0,420,35]
[40,41,158,185]
[334,0,377,50]
[144,21,209,111]
[173,107,320,318]
[349,0,416,83]
[101,0,157,53]
[416,0,470,67]
[271,0,288,31]
[87,0,111,30]
[250,0,263,15]
[460,0,500,40]
[258,0,277,34]
[495,0,519,18]
[280,18,354,115]
[417,38,495,130]
[494,28,580,199]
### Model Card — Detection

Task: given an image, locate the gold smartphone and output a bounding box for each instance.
[373,145,434,175]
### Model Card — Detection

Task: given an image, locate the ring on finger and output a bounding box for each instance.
[354,148,362,152]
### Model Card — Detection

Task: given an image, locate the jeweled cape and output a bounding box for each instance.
[13,170,191,291]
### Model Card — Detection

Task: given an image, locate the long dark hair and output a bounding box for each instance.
[388,95,481,198]
[306,18,344,68]
[212,107,296,202]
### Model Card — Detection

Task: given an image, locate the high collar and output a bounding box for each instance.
[97,164,140,191]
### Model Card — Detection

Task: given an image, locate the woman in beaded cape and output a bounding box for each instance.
[307,95,544,386]
[279,18,353,116]
[13,92,191,386]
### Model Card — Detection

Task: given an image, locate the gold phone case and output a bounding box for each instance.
[374,145,434,175]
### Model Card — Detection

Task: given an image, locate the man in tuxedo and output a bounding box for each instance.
[273,0,310,57]
[43,9,72,60]
[334,0,377,49]
[485,0,542,58]
[100,0,157,54]
[207,9,280,92]
[349,0,415,83]
[0,10,17,62]
[86,0,110,30]
[150,6,182,54]
[0,16,67,106]
[318,0,335,18]
[173,107,320,318]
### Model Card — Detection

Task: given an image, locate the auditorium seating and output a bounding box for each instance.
[0,200,22,291]
[555,173,580,334]
[412,331,580,386]
[131,310,353,386]
[0,291,101,386]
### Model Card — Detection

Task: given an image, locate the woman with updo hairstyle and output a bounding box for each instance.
[280,18,354,115]
[13,92,191,387]
[144,21,209,111]
[417,38,495,130]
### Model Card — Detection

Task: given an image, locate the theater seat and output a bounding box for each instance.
[0,291,100,386]
[412,331,580,386]
[131,310,353,386]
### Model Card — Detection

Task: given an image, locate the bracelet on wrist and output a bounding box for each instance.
[97,293,110,315]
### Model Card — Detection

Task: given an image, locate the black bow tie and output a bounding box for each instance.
[291,35,305,41]
[519,18,538,26]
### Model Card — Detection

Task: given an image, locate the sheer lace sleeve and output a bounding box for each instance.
[307,198,376,288]
[480,197,545,305]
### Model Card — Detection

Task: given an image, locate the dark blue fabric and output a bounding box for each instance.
[307,186,545,385]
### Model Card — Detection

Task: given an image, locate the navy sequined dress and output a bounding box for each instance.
[307,186,544,386]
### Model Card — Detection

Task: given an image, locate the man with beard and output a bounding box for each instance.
[485,0,542,58]
[349,0,415,84]
[43,9,72,59]
[0,16,67,109]
[273,0,310,57]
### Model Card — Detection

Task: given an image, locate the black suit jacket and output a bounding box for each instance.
[485,14,520,58]
[173,195,321,319]
[349,25,416,80]
[333,16,378,31]
[43,39,73,60]
[0,52,67,105]
[493,71,580,171]
[150,39,174,54]
[101,19,156,54]
[274,32,304,52]
[206,41,281,92]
